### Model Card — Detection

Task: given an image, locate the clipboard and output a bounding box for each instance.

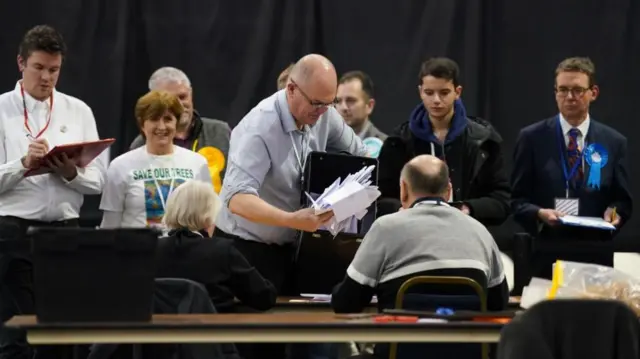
[24,138,115,177]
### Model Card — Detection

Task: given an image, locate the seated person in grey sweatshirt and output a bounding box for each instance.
[332,154,508,314]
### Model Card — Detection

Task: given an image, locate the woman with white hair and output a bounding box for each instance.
[156,179,277,314]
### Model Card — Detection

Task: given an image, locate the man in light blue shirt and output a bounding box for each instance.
[216,54,367,294]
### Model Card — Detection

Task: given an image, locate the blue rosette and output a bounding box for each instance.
[363,137,383,158]
[584,143,608,189]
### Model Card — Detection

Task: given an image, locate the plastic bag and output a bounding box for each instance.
[520,278,553,309]
[548,260,640,315]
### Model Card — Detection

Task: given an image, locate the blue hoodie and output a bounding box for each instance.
[408,99,468,145]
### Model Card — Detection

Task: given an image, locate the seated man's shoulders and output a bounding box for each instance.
[460,212,494,236]
[372,210,416,231]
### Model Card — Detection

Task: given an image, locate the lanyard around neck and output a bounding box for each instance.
[148,152,176,211]
[21,82,53,139]
[412,197,450,208]
[290,130,309,176]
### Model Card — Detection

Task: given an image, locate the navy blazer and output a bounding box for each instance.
[511,116,632,234]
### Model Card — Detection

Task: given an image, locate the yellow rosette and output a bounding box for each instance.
[197,146,226,193]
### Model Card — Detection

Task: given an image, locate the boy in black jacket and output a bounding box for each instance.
[378,57,510,226]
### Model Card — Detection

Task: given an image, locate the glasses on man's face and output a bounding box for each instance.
[290,79,337,109]
[555,86,591,98]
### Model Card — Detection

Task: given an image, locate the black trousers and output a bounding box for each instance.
[215,228,297,295]
[0,216,79,359]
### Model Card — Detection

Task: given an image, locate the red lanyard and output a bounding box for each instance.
[21,83,53,139]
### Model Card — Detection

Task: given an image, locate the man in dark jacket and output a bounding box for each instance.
[378,57,510,226]
[511,57,632,278]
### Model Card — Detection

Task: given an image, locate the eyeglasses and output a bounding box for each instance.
[555,86,592,98]
[290,79,337,109]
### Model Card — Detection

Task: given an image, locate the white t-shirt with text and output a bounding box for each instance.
[100,145,212,227]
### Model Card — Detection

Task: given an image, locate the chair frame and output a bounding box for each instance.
[390,275,489,359]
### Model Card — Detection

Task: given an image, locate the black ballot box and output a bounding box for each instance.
[294,151,378,294]
[30,227,159,323]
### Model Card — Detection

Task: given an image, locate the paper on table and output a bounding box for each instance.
[558,215,616,230]
[299,293,378,303]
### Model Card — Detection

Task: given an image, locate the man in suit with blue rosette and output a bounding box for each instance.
[511,57,632,279]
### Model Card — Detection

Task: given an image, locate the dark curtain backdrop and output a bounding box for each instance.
[1,0,639,245]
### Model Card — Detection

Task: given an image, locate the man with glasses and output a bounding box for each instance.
[216,53,366,291]
[215,53,366,358]
[511,57,632,278]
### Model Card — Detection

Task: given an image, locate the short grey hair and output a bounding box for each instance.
[162,180,221,231]
[148,66,191,90]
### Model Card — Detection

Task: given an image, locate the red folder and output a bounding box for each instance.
[24,138,115,177]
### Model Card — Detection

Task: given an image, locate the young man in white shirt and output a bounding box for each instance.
[0,25,105,234]
[0,25,106,359]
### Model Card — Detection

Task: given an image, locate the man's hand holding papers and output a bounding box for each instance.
[290,208,335,232]
[305,165,381,236]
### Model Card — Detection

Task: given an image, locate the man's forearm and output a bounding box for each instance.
[229,193,292,227]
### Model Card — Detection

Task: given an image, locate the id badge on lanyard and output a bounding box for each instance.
[148,156,176,228]
[554,119,582,216]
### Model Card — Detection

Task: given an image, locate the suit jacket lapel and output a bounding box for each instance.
[585,120,598,148]
[547,117,564,175]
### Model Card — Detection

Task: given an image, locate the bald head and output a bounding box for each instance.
[289,54,337,92]
[285,54,339,127]
[401,155,450,197]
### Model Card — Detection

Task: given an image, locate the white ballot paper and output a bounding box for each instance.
[558,215,616,230]
[305,165,381,236]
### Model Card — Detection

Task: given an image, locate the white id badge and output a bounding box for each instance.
[555,198,579,216]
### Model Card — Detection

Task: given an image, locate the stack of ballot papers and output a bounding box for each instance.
[305,165,381,236]
[558,215,616,230]
[300,293,378,303]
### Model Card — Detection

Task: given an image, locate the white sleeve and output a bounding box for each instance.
[62,104,106,195]
[0,122,27,195]
[99,160,126,214]
[100,210,123,228]
[346,220,387,288]
[489,239,506,288]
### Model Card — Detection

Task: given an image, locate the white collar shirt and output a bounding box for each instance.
[0,81,107,222]
[559,113,590,151]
